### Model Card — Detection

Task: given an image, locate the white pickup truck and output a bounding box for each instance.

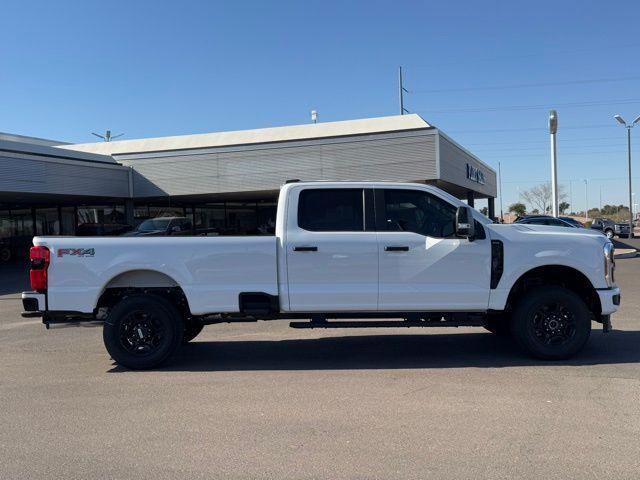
[22,181,620,369]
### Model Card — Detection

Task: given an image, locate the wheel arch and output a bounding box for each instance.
[95,269,192,316]
[504,264,601,316]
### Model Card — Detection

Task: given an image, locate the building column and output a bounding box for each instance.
[488,197,495,220]
[124,199,135,227]
[466,190,475,208]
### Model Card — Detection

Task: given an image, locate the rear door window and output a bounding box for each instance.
[298,189,364,232]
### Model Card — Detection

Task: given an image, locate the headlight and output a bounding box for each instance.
[604,242,615,287]
[614,225,620,231]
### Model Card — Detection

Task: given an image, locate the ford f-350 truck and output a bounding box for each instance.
[22,181,620,369]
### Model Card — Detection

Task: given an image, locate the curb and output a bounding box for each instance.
[614,248,638,259]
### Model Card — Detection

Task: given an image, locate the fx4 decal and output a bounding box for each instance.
[57,248,95,258]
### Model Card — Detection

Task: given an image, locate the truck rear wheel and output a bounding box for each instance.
[511,286,591,360]
[103,295,183,369]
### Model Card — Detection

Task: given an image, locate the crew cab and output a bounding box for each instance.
[21,182,621,369]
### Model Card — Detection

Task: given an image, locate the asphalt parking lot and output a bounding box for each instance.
[1,251,639,479]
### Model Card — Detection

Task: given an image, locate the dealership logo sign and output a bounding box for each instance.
[58,248,95,258]
[466,164,485,185]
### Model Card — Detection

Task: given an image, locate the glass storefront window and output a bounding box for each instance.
[226,202,258,235]
[77,205,126,225]
[134,205,150,222]
[76,205,127,236]
[194,205,225,236]
[0,210,11,241]
[257,202,277,235]
[148,206,185,219]
[10,209,34,260]
[35,208,60,236]
[61,207,75,235]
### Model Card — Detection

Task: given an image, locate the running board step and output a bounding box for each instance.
[289,320,484,329]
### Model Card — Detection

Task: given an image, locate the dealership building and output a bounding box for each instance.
[0,114,496,261]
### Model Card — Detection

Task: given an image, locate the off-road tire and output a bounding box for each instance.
[103,294,183,369]
[511,286,591,360]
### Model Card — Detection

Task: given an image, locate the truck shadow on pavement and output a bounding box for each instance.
[111,329,640,372]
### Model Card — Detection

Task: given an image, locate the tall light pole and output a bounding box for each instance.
[498,161,504,222]
[549,110,559,217]
[614,114,640,237]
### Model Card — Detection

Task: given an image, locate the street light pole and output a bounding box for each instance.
[549,110,559,217]
[614,114,640,238]
[498,161,504,222]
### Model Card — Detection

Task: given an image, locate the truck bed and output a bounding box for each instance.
[33,236,278,315]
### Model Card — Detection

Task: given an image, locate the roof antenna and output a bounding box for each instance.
[91,130,124,142]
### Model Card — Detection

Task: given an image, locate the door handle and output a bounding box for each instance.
[385,246,409,252]
[294,246,318,252]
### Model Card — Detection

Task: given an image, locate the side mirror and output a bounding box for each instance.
[456,206,476,240]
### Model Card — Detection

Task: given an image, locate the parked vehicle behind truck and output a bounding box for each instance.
[22,182,620,369]
[590,217,631,239]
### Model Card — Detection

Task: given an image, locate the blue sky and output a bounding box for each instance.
[1,0,639,212]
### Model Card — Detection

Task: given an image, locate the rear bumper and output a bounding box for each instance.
[597,286,621,315]
[21,291,99,328]
[21,291,45,317]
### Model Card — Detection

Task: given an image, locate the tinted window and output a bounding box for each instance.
[526,218,548,225]
[298,189,364,232]
[382,189,456,237]
[547,218,567,227]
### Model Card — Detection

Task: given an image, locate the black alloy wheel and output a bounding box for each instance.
[511,286,591,360]
[103,295,183,369]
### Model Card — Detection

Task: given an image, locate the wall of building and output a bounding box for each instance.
[115,130,440,198]
[0,140,130,198]
[438,133,497,198]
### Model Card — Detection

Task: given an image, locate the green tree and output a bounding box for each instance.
[559,201,570,214]
[508,202,526,216]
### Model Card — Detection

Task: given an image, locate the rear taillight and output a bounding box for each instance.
[29,246,50,292]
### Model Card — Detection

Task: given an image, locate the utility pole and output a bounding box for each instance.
[614,114,639,237]
[398,66,409,115]
[549,110,559,217]
[92,130,124,142]
[569,180,573,214]
[599,185,602,211]
[498,161,504,222]
[584,179,588,221]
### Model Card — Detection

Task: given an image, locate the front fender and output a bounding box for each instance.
[488,246,605,311]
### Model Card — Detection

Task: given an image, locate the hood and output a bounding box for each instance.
[487,223,608,243]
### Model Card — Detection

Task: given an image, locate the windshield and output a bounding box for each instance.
[137,219,170,231]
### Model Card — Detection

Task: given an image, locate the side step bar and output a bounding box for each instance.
[290,319,485,329]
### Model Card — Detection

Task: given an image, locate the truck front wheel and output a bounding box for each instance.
[511,286,591,360]
[103,295,184,369]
